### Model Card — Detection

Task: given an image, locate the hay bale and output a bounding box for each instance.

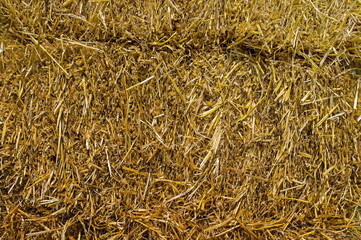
[1,0,361,239]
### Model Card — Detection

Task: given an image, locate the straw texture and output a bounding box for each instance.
[1,0,361,239]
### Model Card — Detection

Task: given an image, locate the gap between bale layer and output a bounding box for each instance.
[1,0,361,239]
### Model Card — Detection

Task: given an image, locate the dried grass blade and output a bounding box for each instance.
[316,104,339,127]
[30,37,69,76]
[126,76,155,91]
[233,97,265,123]
[164,66,187,104]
